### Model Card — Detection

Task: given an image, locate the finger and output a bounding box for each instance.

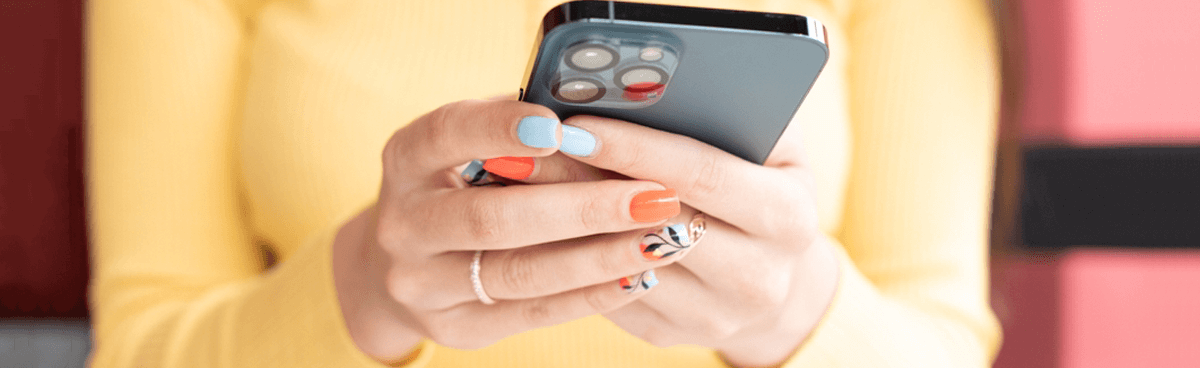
[625,265,741,346]
[450,270,657,345]
[559,116,807,235]
[635,204,773,292]
[487,93,520,101]
[385,99,562,179]
[454,160,516,188]
[482,153,612,183]
[669,210,767,282]
[407,180,680,252]
[474,218,700,301]
[600,301,672,345]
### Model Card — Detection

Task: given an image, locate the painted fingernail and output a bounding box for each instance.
[640,223,693,261]
[483,157,535,180]
[517,116,560,148]
[560,125,597,157]
[629,189,679,223]
[461,160,489,183]
[461,160,506,187]
[620,270,658,293]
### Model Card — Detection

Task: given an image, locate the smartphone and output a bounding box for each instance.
[520,1,829,164]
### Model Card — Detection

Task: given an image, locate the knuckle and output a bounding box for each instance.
[760,190,816,240]
[423,101,470,154]
[577,188,613,232]
[381,131,402,169]
[497,251,539,296]
[374,217,411,253]
[521,300,555,326]
[374,224,401,251]
[684,153,725,199]
[425,105,453,142]
[734,271,789,315]
[762,207,801,239]
[384,269,426,306]
[464,196,510,245]
[609,139,647,174]
[581,285,617,313]
[592,243,629,278]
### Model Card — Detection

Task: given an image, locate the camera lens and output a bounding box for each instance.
[639,47,664,62]
[614,66,669,91]
[565,44,618,71]
[553,78,606,103]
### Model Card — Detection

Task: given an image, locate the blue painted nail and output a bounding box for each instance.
[643,270,659,289]
[621,269,659,293]
[560,125,597,157]
[517,116,559,148]
[461,160,489,184]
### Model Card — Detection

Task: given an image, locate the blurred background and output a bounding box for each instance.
[1,0,1197,367]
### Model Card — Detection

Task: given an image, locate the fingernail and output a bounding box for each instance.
[560,125,596,157]
[629,189,679,223]
[640,223,692,261]
[620,270,658,293]
[483,157,535,180]
[461,160,489,183]
[517,116,560,148]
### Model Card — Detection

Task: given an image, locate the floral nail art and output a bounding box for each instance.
[620,270,658,293]
[640,223,693,261]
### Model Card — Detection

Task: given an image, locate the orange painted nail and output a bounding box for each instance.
[629,189,680,223]
[483,157,535,180]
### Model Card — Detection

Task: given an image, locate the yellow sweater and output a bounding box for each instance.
[87,0,1000,366]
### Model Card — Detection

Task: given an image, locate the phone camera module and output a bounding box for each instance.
[565,43,619,72]
[553,77,607,104]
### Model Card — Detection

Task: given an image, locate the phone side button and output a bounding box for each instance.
[518,88,525,101]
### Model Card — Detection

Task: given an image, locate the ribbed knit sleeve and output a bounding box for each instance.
[85,1,417,366]
[781,0,1002,366]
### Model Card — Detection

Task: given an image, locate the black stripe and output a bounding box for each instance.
[1020,146,1200,248]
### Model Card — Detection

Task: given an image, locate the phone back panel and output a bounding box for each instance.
[522,2,829,164]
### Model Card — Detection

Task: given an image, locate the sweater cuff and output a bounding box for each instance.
[233,221,435,367]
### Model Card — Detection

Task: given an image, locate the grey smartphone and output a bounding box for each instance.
[520,1,829,164]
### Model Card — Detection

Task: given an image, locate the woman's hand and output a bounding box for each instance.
[486,115,841,367]
[332,100,694,361]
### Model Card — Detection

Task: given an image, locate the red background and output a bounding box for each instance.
[0,0,88,318]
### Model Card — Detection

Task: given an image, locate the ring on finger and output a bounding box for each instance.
[470,250,497,305]
[689,213,707,248]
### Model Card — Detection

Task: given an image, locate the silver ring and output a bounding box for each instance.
[471,250,496,305]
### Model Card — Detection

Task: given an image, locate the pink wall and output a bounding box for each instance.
[1019,0,1200,144]
[994,251,1200,368]
[1060,251,1200,367]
